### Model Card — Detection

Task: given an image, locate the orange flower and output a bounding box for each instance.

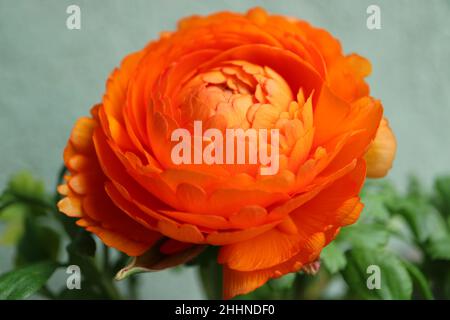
[58,7,396,299]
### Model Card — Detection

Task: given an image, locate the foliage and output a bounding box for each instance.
[0,170,132,299]
[0,170,449,300]
[195,176,450,300]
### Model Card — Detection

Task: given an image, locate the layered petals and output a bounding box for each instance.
[58,7,396,299]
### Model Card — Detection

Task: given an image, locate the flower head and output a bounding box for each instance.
[58,7,396,299]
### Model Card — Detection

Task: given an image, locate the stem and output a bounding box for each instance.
[84,254,123,300]
[55,166,68,191]
[99,273,122,300]
[0,197,53,212]
[198,262,223,299]
[292,271,329,300]
[0,201,16,212]
[127,276,138,300]
[103,244,110,274]
[40,286,57,299]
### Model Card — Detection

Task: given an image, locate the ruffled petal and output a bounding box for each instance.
[365,117,397,178]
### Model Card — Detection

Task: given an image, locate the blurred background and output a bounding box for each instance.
[0,0,449,299]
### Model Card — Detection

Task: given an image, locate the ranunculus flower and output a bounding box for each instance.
[58,7,396,299]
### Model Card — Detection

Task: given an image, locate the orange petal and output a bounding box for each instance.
[157,219,205,244]
[296,21,342,67]
[229,205,268,228]
[57,196,82,217]
[102,50,144,123]
[69,117,97,154]
[222,232,325,299]
[160,209,229,230]
[206,222,277,245]
[218,228,303,271]
[328,54,371,103]
[198,44,323,104]
[312,85,351,147]
[365,118,397,178]
[86,225,158,257]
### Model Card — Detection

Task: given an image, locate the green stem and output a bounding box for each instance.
[0,201,16,212]
[198,262,223,299]
[292,271,329,300]
[99,273,122,300]
[127,276,138,300]
[0,197,53,213]
[103,245,110,274]
[402,260,434,300]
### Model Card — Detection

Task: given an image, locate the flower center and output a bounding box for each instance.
[177,60,294,132]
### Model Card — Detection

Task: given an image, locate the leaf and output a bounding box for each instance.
[434,176,450,217]
[197,247,222,300]
[236,273,297,300]
[0,192,16,209]
[337,223,390,249]
[64,232,123,300]
[0,261,58,300]
[0,172,53,218]
[15,216,60,266]
[7,171,45,202]
[67,229,96,257]
[406,176,423,199]
[402,260,434,300]
[389,198,448,243]
[342,247,412,300]
[360,194,391,222]
[320,242,347,273]
[0,203,26,245]
[268,273,296,291]
[188,244,217,267]
[360,180,396,222]
[65,231,98,284]
[427,237,450,261]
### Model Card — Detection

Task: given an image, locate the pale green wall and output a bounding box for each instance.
[0,0,449,299]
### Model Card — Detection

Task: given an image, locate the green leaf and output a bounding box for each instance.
[427,237,450,260]
[198,260,222,300]
[361,194,391,222]
[7,171,45,202]
[15,216,60,266]
[360,180,396,222]
[402,260,434,300]
[0,203,26,245]
[68,230,96,257]
[0,261,57,300]
[193,246,223,299]
[65,233,122,300]
[342,247,412,300]
[406,176,423,199]
[321,242,347,273]
[434,176,450,217]
[238,273,297,300]
[0,172,53,218]
[425,209,449,242]
[389,199,447,243]
[66,231,98,284]
[337,223,390,249]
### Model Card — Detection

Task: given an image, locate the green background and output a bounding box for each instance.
[0,0,449,299]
